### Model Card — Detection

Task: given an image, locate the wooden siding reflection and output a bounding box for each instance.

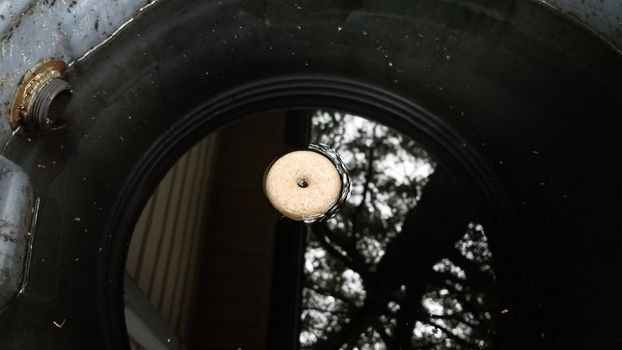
[126,134,220,342]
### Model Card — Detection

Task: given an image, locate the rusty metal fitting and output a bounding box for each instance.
[9,59,72,130]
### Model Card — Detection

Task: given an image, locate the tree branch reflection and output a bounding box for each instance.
[301,112,497,350]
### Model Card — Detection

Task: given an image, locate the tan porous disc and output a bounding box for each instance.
[264,150,342,221]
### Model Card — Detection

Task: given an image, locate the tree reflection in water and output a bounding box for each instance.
[300,112,497,350]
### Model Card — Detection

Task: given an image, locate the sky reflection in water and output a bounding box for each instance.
[300,111,497,350]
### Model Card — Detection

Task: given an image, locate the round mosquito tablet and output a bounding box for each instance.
[264,150,342,221]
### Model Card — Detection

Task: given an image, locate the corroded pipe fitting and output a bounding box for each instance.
[9,59,72,130]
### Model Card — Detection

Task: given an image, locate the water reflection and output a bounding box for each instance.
[300,112,497,349]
